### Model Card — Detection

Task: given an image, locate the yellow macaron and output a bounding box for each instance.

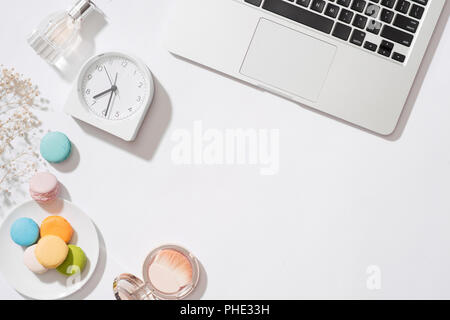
[35,235,69,269]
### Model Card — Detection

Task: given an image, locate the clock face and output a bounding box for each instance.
[79,53,151,121]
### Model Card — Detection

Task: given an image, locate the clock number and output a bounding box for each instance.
[82,54,151,121]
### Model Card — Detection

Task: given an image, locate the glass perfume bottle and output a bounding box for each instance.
[28,0,97,65]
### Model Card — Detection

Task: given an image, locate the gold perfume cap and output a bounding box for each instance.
[68,0,96,20]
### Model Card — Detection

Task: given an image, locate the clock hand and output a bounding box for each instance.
[94,70,118,100]
[105,65,120,100]
[105,73,118,118]
[104,91,114,118]
[93,87,116,100]
[104,65,113,86]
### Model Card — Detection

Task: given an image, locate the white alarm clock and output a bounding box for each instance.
[65,52,155,141]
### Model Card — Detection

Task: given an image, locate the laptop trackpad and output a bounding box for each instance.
[240,19,336,102]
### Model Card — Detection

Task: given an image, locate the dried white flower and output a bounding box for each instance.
[0,66,47,204]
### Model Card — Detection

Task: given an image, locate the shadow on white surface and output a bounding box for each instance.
[53,9,108,82]
[188,260,208,300]
[51,143,81,173]
[38,198,65,214]
[75,76,172,161]
[58,183,72,202]
[169,1,449,141]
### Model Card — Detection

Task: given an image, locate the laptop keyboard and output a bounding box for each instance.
[243,0,429,64]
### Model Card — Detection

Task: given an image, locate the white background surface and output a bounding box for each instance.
[0,0,449,299]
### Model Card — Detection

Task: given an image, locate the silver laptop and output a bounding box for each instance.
[166,0,445,135]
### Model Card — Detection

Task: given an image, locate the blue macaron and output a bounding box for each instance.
[10,217,40,246]
[40,132,72,163]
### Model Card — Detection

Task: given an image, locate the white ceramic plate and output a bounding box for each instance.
[0,200,99,300]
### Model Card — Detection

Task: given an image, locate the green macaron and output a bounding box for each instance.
[40,132,72,163]
[56,245,87,276]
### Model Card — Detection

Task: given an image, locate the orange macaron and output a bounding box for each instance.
[40,216,73,243]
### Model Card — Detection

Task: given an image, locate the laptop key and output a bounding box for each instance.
[409,4,425,20]
[353,14,368,29]
[244,0,263,7]
[378,40,393,56]
[380,39,394,50]
[311,0,326,13]
[392,52,406,62]
[366,19,382,35]
[262,0,335,34]
[378,47,391,57]
[394,14,419,33]
[332,22,352,40]
[381,24,414,46]
[395,0,411,14]
[365,4,380,18]
[339,9,354,24]
[380,8,395,23]
[337,0,351,7]
[325,3,340,18]
[411,0,427,5]
[364,41,377,51]
[381,0,395,8]
[296,0,311,7]
[351,0,367,13]
[350,30,366,46]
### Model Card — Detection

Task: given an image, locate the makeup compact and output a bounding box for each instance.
[113,245,200,300]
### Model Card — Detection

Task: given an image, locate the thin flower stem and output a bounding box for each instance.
[0,66,43,196]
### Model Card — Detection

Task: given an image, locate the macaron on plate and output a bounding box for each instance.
[0,200,99,300]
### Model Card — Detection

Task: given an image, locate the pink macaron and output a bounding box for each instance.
[29,172,59,203]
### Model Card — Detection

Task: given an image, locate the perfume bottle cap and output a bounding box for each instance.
[68,0,95,20]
